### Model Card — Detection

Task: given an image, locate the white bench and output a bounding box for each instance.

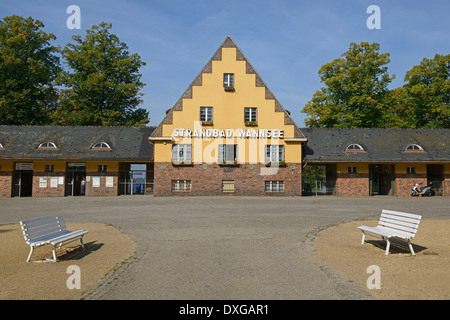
[357,209,422,255]
[20,215,88,262]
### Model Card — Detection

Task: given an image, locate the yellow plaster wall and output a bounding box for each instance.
[395,163,427,174]
[337,163,369,174]
[155,47,301,164]
[0,161,14,171]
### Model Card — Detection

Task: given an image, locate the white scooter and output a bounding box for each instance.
[411,182,434,196]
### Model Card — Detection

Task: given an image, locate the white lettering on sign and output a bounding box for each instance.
[172,128,284,139]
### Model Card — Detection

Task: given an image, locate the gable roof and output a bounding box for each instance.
[302,128,450,163]
[150,36,306,140]
[0,126,155,161]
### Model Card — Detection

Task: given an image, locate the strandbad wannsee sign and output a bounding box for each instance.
[172,128,284,139]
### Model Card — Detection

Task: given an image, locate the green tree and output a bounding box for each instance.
[0,15,60,125]
[402,54,449,128]
[54,22,149,126]
[302,42,395,128]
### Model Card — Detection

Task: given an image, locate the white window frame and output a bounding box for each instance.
[405,144,424,151]
[348,166,357,173]
[223,73,234,87]
[92,142,111,149]
[218,144,238,162]
[172,144,192,162]
[0,143,3,149]
[265,145,285,163]
[200,107,213,122]
[98,165,107,172]
[38,142,57,149]
[345,144,364,151]
[172,180,191,192]
[244,107,257,122]
[265,181,285,192]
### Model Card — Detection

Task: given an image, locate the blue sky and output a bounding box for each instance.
[1,0,449,127]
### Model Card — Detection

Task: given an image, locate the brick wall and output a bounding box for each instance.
[443,174,450,197]
[154,162,302,196]
[85,172,119,197]
[395,174,426,197]
[335,173,369,197]
[0,171,12,198]
[32,172,66,197]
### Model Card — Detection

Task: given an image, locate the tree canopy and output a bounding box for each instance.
[0,16,149,127]
[303,43,449,129]
[54,22,149,126]
[0,15,60,125]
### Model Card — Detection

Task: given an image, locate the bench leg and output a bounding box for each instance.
[360,231,366,245]
[408,240,416,256]
[383,237,391,255]
[51,245,58,262]
[26,246,34,263]
[80,236,85,249]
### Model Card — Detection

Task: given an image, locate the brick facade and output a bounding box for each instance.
[85,172,119,197]
[395,174,427,197]
[335,173,369,197]
[32,172,65,197]
[154,162,302,196]
[0,171,12,198]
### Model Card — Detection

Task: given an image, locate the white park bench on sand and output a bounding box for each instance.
[357,209,422,255]
[20,215,88,262]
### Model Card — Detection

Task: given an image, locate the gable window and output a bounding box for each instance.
[223,73,235,91]
[219,144,238,163]
[404,144,424,152]
[172,144,192,163]
[200,107,213,123]
[265,145,285,163]
[38,142,57,149]
[91,142,111,150]
[345,144,365,152]
[244,107,257,125]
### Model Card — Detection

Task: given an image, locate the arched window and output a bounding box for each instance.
[345,144,365,152]
[91,142,111,150]
[0,143,4,149]
[404,144,424,152]
[38,142,57,149]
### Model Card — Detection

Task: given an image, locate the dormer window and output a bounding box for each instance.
[345,144,365,152]
[38,142,58,149]
[91,142,111,150]
[404,144,424,152]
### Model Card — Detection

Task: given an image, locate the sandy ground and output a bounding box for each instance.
[1,219,449,300]
[0,223,134,300]
[312,219,450,300]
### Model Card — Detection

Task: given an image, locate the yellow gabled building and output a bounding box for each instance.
[149,36,307,196]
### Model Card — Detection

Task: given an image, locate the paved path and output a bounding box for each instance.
[1,196,449,300]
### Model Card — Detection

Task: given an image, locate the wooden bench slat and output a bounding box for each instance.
[378,219,419,234]
[381,209,422,220]
[380,213,421,226]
